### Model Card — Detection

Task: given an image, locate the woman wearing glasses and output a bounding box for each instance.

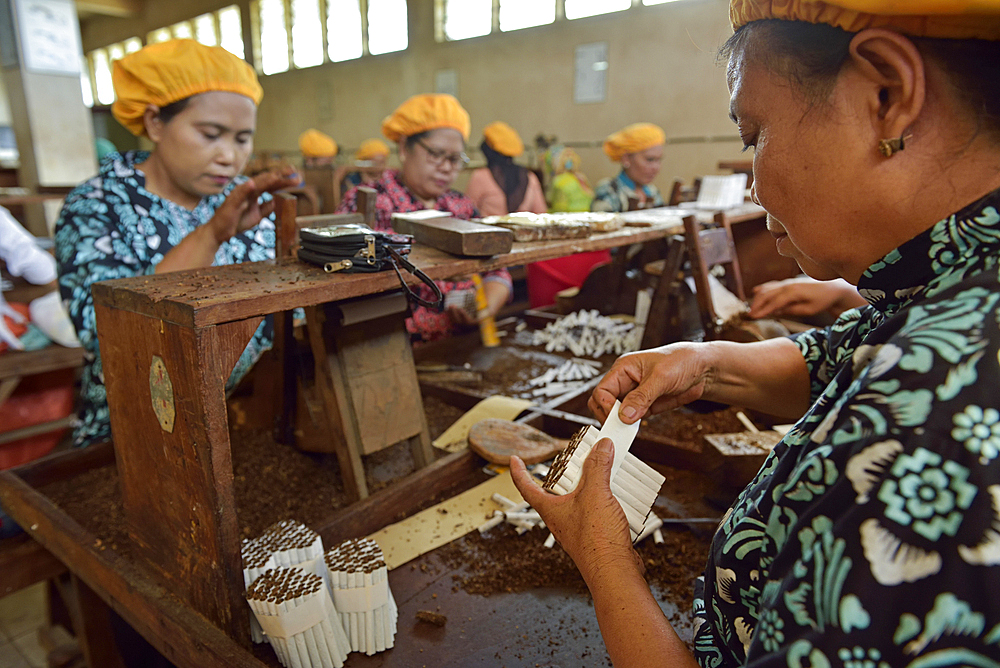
[338,94,511,342]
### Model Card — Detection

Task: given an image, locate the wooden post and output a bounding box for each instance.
[357,186,377,227]
[95,303,262,645]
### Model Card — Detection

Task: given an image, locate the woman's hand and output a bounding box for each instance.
[207,167,300,244]
[155,167,300,274]
[510,440,641,585]
[749,276,865,319]
[589,343,711,425]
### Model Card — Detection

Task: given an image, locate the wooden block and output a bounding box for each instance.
[391,215,513,256]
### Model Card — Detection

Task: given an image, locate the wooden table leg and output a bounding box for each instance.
[304,304,369,501]
[69,574,127,668]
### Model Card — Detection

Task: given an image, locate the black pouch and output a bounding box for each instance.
[297,224,443,309]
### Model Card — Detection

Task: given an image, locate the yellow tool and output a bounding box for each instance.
[471,273,500,347]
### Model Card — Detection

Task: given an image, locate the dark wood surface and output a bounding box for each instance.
[390,215,514,256]
[0,470,267,667]
[91,224,684,329]
[94,304,262,645]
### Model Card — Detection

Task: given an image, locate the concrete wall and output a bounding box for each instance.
[80,0,747,192]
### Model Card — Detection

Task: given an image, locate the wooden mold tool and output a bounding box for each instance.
[468,418,567,465]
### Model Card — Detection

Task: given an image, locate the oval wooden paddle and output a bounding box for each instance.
[468,418,568,465]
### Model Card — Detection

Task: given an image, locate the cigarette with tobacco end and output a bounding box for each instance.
[324,537,397,656]
[542,400,665,542]
[246,566,349,668]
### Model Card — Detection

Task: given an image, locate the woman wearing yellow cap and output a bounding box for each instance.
[465,122,546,217]
[592,122,666,212]
[54,39,298,447]
[513,2,1000,666]
[338,94,512,342]
[298,128,338,168]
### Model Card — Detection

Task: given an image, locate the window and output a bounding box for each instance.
[146,7,244,58]
[367,0,408,55]
[91,49,114,106]
[147,28,172,43]
[442,0,491,41]
[327,0,363,62]
[291,0,324,68]
[499,0,555,32]
[194,14,218,47]
[80,57,94,108]
[564,0,631,20]
[251,0,407,73]
[171,21,194,40]
[256,0,291,74]
[218,6,246,59]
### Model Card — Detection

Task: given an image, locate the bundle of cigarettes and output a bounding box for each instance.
[242,520,325,644]
[259,520,326,574]
[543,400,665,541]
[324,538,398,656]
[528,357,602,398]
[531,309,641,358]
[246,567,351,668]
[243,539,278,643]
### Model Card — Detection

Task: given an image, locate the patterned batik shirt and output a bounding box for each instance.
[591,170,665,213]
[692,187,1000,667]
[55,151,275,447]
[338,169,512,342]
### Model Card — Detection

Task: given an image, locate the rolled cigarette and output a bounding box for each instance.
[653,528,664,544]
[736,410,759,433]
[544,533,556,548]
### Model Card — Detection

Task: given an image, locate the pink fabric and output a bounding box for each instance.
[465,168,547,217]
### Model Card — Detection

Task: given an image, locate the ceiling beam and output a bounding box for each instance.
[75,0,140,18]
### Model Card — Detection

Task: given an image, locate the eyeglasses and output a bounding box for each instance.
[414,137,469,170]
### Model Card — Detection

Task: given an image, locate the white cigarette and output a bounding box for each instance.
[653,528,664,544]
[544,533,556,548]
[736,411,759,433]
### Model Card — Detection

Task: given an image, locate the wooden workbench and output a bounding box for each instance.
[1,223,690,668]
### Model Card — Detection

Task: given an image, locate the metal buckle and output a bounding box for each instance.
[323,259,353,273]
[364,234,377,265]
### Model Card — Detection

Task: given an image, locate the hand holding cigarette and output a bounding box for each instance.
[510,442,641,585]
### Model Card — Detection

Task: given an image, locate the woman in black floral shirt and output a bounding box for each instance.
[512,2,1000,667]
[55,39,297,447]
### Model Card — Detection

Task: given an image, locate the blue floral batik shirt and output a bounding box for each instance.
[693,188,1000,667]
[55,151,275,448]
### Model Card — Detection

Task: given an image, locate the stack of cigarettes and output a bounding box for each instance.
[528,358,602,398]
[242,520,325,644]
[543,400,665,541]
[324,538,398,656]
[245,567,351,668]
[243,539,278,643]
[258,520,326,575]
[531,309,641,358]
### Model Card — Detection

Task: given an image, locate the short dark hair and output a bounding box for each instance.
[404,130,431,150]
[156,96,192,125]
[721,20,1000,140]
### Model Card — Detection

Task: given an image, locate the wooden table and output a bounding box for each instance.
[0,224,685,668]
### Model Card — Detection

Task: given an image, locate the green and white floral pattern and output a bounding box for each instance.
[693,191,1000,667]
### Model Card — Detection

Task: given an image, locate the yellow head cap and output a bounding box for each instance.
[730,0,1000,40]
[298,129,338,158]
[482,121,524,157]
[381,94,471,143]
[603,123,666,162]
[355,138,390,161]
[112,39,263,137]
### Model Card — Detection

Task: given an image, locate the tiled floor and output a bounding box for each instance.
[0,583,48,668]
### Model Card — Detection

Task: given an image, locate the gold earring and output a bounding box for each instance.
[877,134,911,158]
